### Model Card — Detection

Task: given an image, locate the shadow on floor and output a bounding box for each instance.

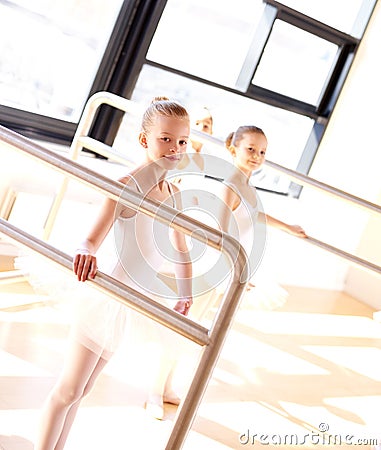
[0,435,33,450]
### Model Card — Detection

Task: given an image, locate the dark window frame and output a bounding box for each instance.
[139,1,376,195]
[0,0,377,191]
[0,0,168,146]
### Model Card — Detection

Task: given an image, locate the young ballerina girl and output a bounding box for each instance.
[219,125,307,309]
[34,97,193,449]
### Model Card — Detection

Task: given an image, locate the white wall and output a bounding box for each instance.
[345,190,381,310]
[299,2,381,304]
[258,2,381,297]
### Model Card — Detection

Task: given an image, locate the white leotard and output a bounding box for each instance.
[110,175,179,298]
[224,182,287,310]
[17,175,183,359]
[224,182,266,283]
[73,175,183,358]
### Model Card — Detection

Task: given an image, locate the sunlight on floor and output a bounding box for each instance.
[1,275,381,449]
[1,143,381,449]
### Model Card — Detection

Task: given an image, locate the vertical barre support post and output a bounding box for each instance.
[166,237,248,449]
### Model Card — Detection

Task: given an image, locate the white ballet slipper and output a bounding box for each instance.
[144,396,164,420]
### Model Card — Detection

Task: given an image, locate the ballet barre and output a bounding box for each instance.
[0,123,248,450]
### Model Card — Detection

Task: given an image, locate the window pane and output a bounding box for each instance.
[278,0,365,34]
[252,21,338,105]
[0,0,124,122]
[114,64,314,193]
[147,0,265,87]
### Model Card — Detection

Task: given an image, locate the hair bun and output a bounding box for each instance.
[225,131,234,149]
[151,96,170,103]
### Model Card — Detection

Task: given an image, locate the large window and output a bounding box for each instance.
[0,0,124,122]
[146,0,265,88]
[0,0,377,186]
[252,20,339,105]
[114,0,376,195]
[114,64,314,193]
[279,0,366,34]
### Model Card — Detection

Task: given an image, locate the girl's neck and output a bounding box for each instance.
[233,164,251,184]
[140,160,168,185]
[192,142,203,153]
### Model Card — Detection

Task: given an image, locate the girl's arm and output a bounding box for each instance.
[219,183,240,233]
[73,175,139,282]
[73,196,118,281]
[170,185,193,316]
[258,212,307,238]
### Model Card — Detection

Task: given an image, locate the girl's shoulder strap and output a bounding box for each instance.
[223,180,240,196]
[167,181,178,208]
[122,173,143,193]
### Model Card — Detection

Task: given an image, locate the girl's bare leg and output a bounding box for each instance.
[146,339,179,419]
[35,341,108,450]
[163,363,181,405]
[54,352,108,450]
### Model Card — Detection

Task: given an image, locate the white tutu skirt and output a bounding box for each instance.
[196,251,289,315]
[15,253,186,361]
[243,271,289,311]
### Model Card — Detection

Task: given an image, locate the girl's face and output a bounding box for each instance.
[195,117,213,135]
[232,132,267,175]
[192,116,213,152]
[140,115,190,169]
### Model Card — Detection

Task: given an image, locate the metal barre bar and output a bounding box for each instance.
[305,236,381,275]
[0,217,209,345]
[0,126,226,250]
[0,123,249,450]
[0,123,241,323]
[72,117,381,274]
[190,130,381,215]
[265,160,381,214]
[74,91,381,216]
[55,91,381,244]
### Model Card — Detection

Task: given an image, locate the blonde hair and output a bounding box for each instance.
[225,125,266,154]
[192,106,213,125]
[141,96,189,133]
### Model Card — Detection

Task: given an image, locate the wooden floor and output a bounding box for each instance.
[1,256,381,450]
